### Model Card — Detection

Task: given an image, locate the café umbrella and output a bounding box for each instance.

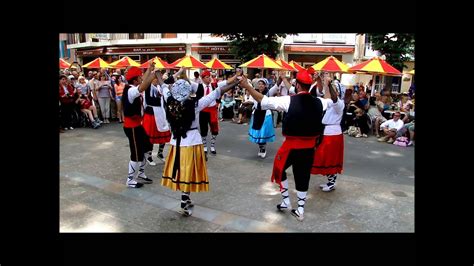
[275,58,297,71]
[204,58,233,70]
[60,58,71,69]
[239,54,283,69]
[169,55,208,69]
[288,60,305,72]
[109,56,141,68]
[82,57,111,68]
[348,56,402,96]
[310,56,350,73]
[140,57,171,69]
[240,54,283,77]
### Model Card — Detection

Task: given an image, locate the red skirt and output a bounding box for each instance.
[311,134,344,175]
[143,113,171,144]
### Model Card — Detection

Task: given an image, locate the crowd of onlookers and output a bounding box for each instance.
[60,67,415,147]
[59,68,127,132]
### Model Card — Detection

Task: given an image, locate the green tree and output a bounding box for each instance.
[212,33,295,62]
[366,33,415,70]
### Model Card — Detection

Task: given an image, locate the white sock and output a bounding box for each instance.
[296,190,307,215]
[138,157,146,178]
[210,135,217,148]
[281,179,290,207]
[127,161,140,180]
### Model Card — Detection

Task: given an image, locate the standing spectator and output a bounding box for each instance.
[96,74,113,123]
[251,73,261,88]
[59,75,76,130]
[113,73,125,123]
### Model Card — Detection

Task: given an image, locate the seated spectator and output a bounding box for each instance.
[75,88,101,128]
[353,108,370,138]
[235,89,253,124]
[343,92,364,132]
[358,91,370,111]
[219,89,235,121]
[368,94,387,136]
[377,111,404,144]
[398,92,414,123]
[396,120,415,146]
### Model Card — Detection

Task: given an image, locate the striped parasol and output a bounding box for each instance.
[109,56,141,68]
[348,56,402,76]
[288,60,305,72]
[60,58,71,69]
[82,57,111,68]
[239,54,283,69]
[169,55,208,69]
[140,57,171,69]
[310,56,350,73]
[275,59,297,71]
[205,58,233,70]
[348,56,402,96]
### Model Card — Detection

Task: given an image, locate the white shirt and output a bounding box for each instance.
[309,82,325,97]
[249,95,272,116]
[190,80,226,108]
[268,82,290,96]
[380,119,404,131]
[128,85,141,105]
[260,92,329,113]
[321,98,345,135]
[127,85,143,116]
[161,81,227,147]
[145,84,169,132]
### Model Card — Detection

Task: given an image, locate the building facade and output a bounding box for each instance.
[63,33,413,92]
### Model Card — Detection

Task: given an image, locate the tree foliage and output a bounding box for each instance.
[366,33,415,70]
[212,33,296,62]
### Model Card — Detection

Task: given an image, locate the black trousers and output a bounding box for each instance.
[199,111,218,136]
[123,125,152,162]
[280,148,315,192]
[60,102,75,128]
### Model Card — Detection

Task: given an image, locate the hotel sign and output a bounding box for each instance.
[192,45,231,53]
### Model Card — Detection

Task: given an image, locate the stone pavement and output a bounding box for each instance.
[60,121,414,232]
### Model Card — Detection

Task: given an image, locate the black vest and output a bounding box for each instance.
[122,85,142,117]
[144,85,161,114]
[282,93,324,136]
[196,83,215,102]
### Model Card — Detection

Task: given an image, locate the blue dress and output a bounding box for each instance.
[248,109,275,144]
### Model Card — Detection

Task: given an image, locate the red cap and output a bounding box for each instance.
[296,69,313,85]
[201,70,211,78]
[125,67,143,81]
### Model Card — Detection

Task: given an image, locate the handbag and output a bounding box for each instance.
[347,126,361,137]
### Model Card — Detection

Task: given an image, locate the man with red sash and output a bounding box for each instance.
[122,65,156,188]
[238,70,328,221]
[195,70,220,156]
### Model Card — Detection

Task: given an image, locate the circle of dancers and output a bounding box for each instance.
[122,63,344,221]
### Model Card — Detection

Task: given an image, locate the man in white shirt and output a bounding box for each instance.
[238,70,329,221]
[377,111,404,144]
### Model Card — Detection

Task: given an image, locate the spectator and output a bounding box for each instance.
[377,111,404,143]
[96,74,113,123]
[59,75,76,130]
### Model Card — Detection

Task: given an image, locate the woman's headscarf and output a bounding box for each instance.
[170,79,192,102]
